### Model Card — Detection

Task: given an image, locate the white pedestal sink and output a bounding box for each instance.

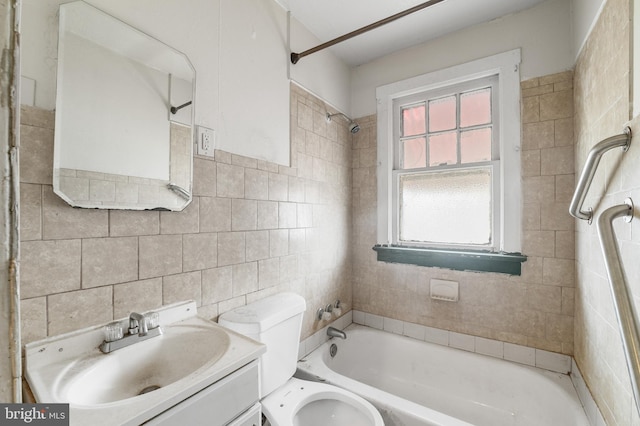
[25,301,265,425]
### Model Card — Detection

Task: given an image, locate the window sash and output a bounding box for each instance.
[391,76,500,251]
[391,161,500,250]
[393,75,499,172]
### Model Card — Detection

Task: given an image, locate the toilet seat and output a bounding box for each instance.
[262,378,384,426]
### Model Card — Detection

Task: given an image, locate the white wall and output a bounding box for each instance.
[289,16,352,115]
[21,0,219,124]
[350,0,573,118]
[20,0,61,111]
[218,0,289,165]
[21,0,351,167]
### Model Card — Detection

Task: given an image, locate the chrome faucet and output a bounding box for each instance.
[99,311,161,353]
[327,326,346,339]
[129,312,148,336]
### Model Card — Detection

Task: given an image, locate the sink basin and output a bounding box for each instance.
[25,301,266,426]
[58,324,230,405]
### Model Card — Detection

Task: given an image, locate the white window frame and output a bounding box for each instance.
[376,49,522,253]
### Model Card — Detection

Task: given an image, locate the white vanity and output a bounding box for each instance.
[25,301,265,426]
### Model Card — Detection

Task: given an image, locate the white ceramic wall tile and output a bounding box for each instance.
[424,326,449,346]
[383,317,404,335]
[587,392,602,425]
[298,338,308,360]
[305,330,322,354]
[353,310,365,325]
[364,313,384,330]
[535,349,571,374]
[570,359,605,426]
[475,336,504,358]
[335,311,352,330]
[403,322,426,341]
[345,310,353,325]
[571,360,595,425]
[449,331,475,352]
[504,342,536,366]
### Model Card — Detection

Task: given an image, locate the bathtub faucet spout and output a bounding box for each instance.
[327,326,346,339]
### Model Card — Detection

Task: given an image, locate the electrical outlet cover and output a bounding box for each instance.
[196,126,215,157]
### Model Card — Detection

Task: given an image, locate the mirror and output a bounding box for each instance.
[53,1,195,211]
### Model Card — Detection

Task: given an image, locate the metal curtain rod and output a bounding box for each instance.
[290,0,447,64]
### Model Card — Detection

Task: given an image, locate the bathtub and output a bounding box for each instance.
[297,324,589,426]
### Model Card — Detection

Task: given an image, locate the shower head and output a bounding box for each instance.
[326,112,360,134]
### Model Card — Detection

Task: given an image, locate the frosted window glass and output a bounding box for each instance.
[402,137,426,169]
[460,88,491,128]
[428,132,457,166]
[399,168,492,245]
[402,104,426,136]
[461,128,492,163]
[428,96,456,132]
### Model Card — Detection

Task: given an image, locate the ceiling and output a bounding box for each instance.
[278,0,547,67]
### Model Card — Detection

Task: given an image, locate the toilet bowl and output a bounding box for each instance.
[262,378,382,426]
[218,292,384,426]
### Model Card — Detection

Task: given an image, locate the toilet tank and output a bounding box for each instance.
[218,292,306,398]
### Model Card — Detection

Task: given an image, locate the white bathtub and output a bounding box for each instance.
[297,324,589,426]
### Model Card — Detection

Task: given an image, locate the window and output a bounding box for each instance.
[375,50,524,274]
[394,76,499,249]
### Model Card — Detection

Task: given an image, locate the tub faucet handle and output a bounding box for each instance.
[322,304,333,321]
[333,300,342,317]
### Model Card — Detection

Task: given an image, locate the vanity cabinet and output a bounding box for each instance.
[145,361,260,426]
[227,403,261,426]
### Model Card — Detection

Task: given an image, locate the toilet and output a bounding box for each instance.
[218,292,384,426]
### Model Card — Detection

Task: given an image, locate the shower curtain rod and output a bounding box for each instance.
[290,0,447,64]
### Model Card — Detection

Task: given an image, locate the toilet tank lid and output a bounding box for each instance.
[218,292,306,334]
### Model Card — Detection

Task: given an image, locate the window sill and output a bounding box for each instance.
[372,245,527,275]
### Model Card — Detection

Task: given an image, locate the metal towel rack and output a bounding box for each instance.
[597,199,640,413]
[569,127,631,223]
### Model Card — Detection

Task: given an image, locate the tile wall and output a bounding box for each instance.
[19,83,353,344]
[573,0,640,424]
[351,71,576,355]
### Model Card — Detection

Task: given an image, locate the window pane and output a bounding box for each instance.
[402,104,426,136]
[402,137,426,169]
[428,96,456,132]
[428,132,457,166]
[461,128,492,163]
[400,168,492,245]
[460,88,491,128]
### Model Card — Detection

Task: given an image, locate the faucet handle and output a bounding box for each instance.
[146,312,159,329]
[104,322,124,343]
